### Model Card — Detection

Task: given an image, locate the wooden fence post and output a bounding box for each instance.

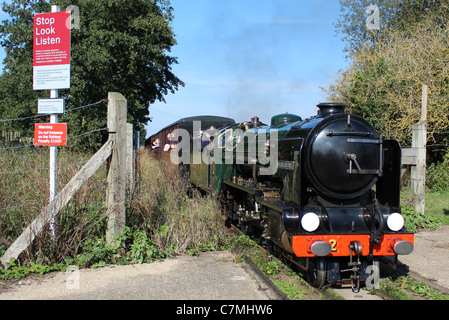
[106,92,127,244]
[410,85,427,215]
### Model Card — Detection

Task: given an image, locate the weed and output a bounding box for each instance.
[379,280,413,300]
[271,279,307,300]
[228,234,259,251]
[1,151,232,280]
[401,197,442,232]
[396,276,449,300]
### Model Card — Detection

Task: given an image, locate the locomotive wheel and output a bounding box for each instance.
[307,257,327,288]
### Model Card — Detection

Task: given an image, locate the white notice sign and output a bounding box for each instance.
[33,65,71,90]
[38,98,66,114]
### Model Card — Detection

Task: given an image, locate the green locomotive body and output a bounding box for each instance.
[147,103,414,290]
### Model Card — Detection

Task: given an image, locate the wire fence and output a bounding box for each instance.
[0,99,110,251]
[0,99,105,124]
[0,99,107,149]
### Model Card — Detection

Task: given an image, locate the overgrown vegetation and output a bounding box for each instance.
[426,152,449,192]
[378,276,449,300]
[230,233,312,300]
[0,151,231,280]
[128,152,231,256]
[400,152,449,231]
[401,195,443,232]
[0,147,109,265]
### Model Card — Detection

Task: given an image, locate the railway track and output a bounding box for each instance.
[229,223,339,300]
[377,257,449,300]
[229,223,449,301]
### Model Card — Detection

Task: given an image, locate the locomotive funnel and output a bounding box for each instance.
[317,102,347,115]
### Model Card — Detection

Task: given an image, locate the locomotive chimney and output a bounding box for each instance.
[251,116,260,124]
[317,103,347,116]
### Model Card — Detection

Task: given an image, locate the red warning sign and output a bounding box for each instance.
[34,123,68,146]
[33,11,71,66]
[33,11,71,90]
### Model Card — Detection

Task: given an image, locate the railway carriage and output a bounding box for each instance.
[145,115,235,175]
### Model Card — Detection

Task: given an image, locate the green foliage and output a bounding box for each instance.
[401,198,442,232]
[1,152,231,280]
[0,258,64,280]
[128,229,164,264]
[228,234,259,251]
[425,190,449,225]
[379,281,413,300]
[75,226,164,268]
[329,1,449,147]
[426,152,449,192]
[0,0,184,148]
[250,251,280,276]
[130,154,232,255]
[335,0,399,53]
[0,226,165,280]
[75,237,118,268]
[271,279,307,300]
[335,0,448,53]
[382,276,449,300]
[0,148,109,263]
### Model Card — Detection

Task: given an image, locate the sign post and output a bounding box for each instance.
[33,5,71,236]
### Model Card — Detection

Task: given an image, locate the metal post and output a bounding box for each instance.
[49,5,60,237]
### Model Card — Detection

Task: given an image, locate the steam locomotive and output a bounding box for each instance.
[146,103,414,291]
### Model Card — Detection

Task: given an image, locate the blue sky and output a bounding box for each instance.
[146,0,349,137]
[0,0,349,138]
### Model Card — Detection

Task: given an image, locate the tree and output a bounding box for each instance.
[0,0,184,148]
[327,5,449,146]
[334,0,447,53]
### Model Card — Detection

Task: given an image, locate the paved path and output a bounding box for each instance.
[398,225,449,290]
[0,251,281,300]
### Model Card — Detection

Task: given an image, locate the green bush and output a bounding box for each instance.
[426,152,449,192]
[401,199,442,232]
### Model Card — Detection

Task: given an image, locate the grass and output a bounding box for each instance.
[0,147,108,264]
[230,233,310,300]
[401,188,449,232]
[425,190,449,225]
[0,149,231,279]
[378,276,449,300]
[128,152,231,256]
